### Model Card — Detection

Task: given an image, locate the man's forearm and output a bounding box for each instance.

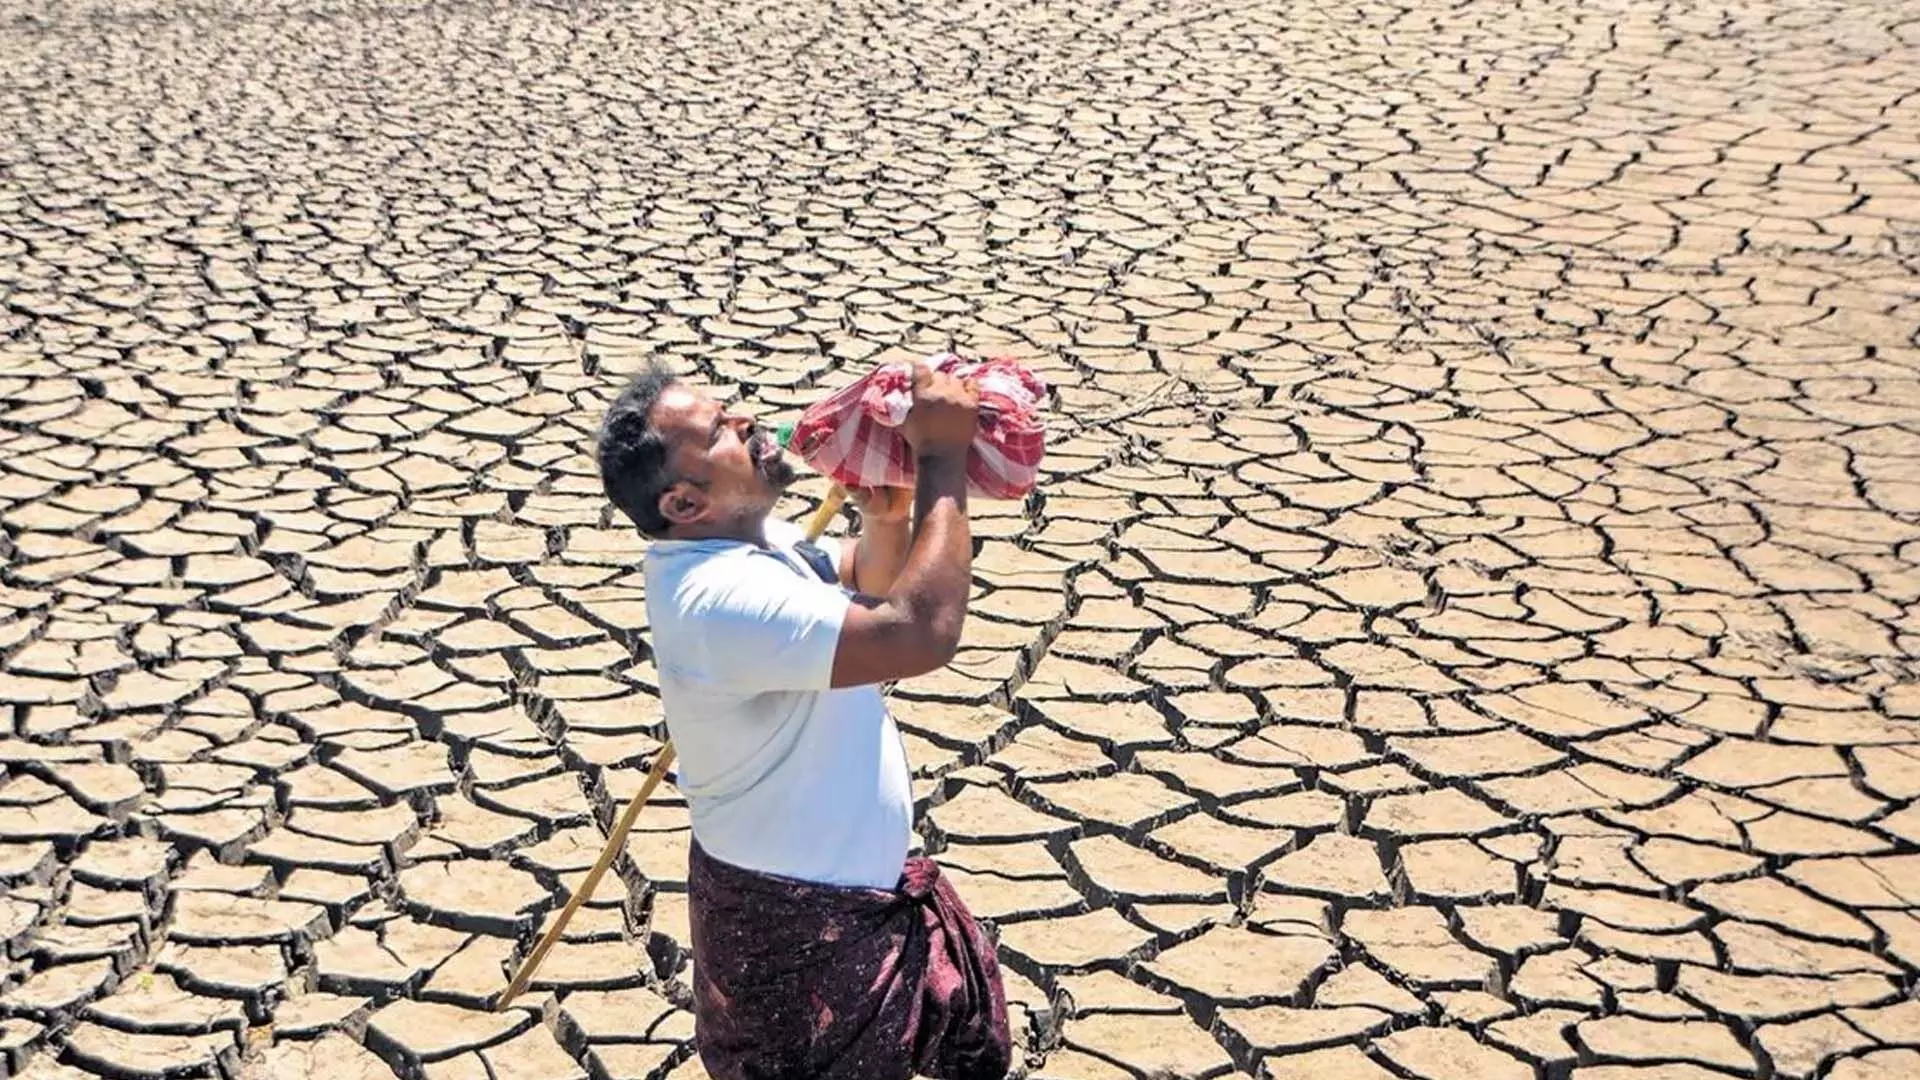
[885,454,972,662]
[849,517,912,596]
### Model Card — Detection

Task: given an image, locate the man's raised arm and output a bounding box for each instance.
[828,367,979,689]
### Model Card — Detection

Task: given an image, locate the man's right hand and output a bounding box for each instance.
[901,363,980,459]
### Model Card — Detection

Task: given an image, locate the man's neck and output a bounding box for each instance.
[666,516,768,547]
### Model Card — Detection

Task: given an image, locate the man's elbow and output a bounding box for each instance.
[901,622,961,678]
[836,599,966,686]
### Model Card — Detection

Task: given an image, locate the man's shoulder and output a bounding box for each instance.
[643,538,732,588]
[763,516,805,547]
[646,533,851,693]
[641,520,844,622]
[659,543,840,623]
[655,542,777,593]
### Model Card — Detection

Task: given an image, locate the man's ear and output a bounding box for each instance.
[658,482,707,528]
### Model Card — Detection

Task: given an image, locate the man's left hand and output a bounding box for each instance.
[847,485,912,528]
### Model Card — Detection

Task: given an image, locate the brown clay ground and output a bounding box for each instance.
[2,1,1919,1078]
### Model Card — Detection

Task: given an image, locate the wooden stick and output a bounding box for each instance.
[495,483,848,1009]
[496,741,676,1008]
[802,483,848,539]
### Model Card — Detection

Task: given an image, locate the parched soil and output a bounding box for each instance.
[1,1,1918,1079]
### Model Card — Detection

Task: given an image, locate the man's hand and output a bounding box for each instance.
[900,364,979,459]
[846,485,912,526]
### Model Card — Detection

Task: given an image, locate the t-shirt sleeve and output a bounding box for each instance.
[675,555,850,693]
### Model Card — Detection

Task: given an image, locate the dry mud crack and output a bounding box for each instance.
[3,1,1920,1078]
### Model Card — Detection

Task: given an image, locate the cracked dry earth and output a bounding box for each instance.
[1,1,1919,1080]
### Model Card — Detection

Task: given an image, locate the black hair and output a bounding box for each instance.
[598,360,681,538]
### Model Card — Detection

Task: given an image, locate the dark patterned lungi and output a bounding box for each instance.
[687,840,1012,1080]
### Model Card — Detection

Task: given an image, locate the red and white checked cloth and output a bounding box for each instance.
[788,353,1047,500]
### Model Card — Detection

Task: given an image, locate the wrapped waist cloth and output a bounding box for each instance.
[688,840,1012,1080]
[788,352,1047,501]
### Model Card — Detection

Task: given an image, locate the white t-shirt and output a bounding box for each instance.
[643,516,913,890]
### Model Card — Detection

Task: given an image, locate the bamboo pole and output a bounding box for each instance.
[495,483,848,1009]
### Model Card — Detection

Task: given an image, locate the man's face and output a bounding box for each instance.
[648,382,795,534]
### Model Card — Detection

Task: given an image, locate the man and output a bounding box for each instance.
[595,358,1012,1080]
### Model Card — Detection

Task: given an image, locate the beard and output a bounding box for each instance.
[749,429,798,489]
